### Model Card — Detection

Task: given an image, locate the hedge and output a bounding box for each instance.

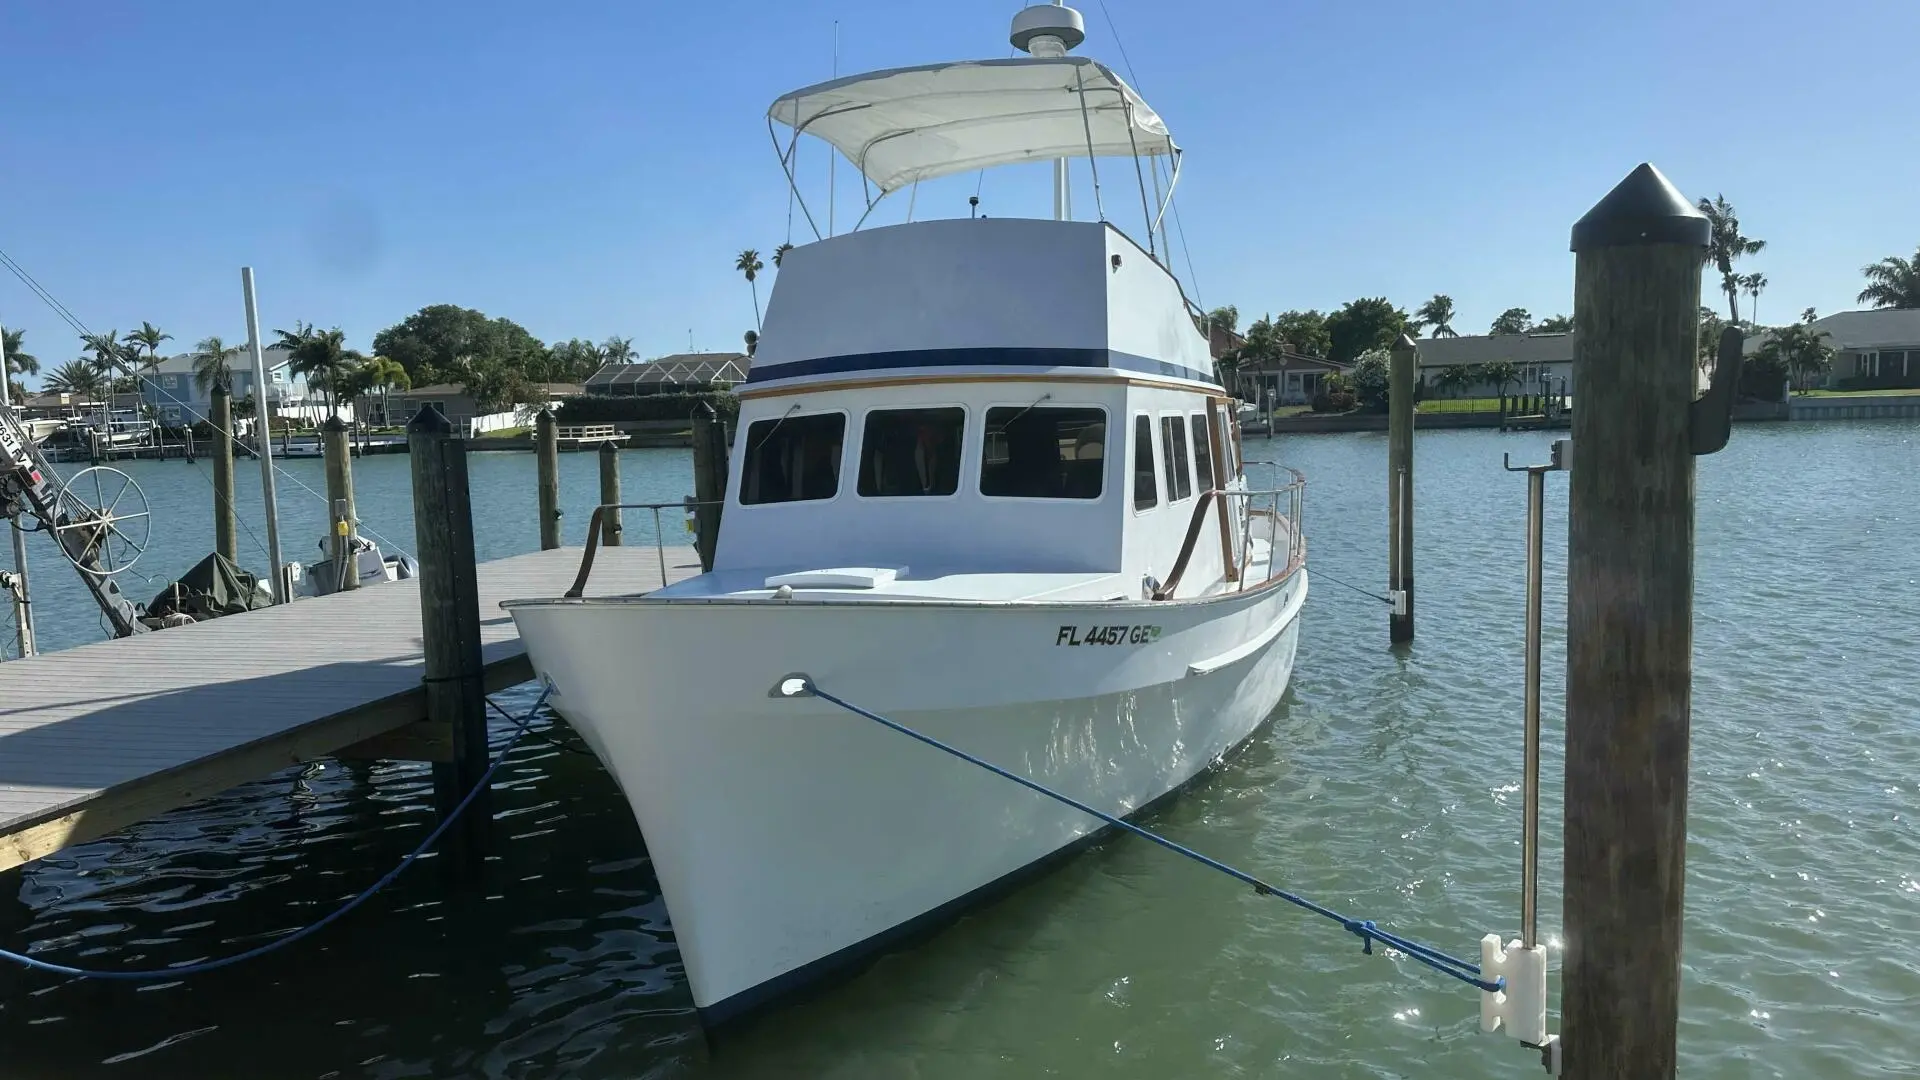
[553,392,740,425]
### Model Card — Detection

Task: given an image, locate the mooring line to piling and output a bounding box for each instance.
[788,678,1502,994]
[0,683,554,982]
[1303,564,1396,606]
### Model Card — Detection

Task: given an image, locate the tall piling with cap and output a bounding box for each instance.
[210,387,237,564]
[322,416,358,590]
[536,408,561,550]
[407,406,490,875]
[598,441,622,547]
[1387,332,1416,642]
[1561,162,1713,1079]
[690,404,728,572]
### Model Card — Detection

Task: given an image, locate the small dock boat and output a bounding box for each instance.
[504,3,1308,1026]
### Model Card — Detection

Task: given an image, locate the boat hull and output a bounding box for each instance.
[504,569,1306,1023]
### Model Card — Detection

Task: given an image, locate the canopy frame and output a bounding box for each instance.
[767,56,1182,255]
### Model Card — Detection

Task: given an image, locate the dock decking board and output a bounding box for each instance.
[0,545,700,872]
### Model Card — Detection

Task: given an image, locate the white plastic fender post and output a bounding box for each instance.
[1481,934,1555,1070]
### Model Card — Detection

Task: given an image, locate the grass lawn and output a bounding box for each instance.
[1417,397,1504,413]
[474,425,530,439]
[1798,388,1920,398]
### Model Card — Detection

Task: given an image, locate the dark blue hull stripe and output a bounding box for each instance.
[744,347,1218,387]
[695,715,1270,1036]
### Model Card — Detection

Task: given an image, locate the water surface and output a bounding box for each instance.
[2,421,1916,1078]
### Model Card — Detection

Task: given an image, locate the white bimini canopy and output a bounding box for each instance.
[769,57,1175,194]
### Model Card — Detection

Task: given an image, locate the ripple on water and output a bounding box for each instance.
[1,422,1917,1078]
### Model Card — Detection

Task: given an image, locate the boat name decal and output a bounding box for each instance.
[1056,624,1162,647]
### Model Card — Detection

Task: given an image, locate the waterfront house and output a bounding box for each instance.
[377,382,583,430]
[1413,332,1575,398]
[1231,349,1352,405]
[138,348,303,427]
[1743,308,1920,390]
[583,353,751,396]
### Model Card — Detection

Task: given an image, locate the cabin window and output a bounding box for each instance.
[1160,416,1192,502]
[858,407,964,497]
[1216,410,1239,479]
[1132,414,1157,510]
[740,412,845,504]
[980,406,1105,499]
[1191,413,1215,493]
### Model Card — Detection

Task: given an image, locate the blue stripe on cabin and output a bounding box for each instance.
[744,347,1218,386]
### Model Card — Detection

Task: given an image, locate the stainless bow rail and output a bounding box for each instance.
[566,499,723,597]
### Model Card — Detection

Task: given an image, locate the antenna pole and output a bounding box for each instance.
[241,267,286,602]
[828,20,839,237]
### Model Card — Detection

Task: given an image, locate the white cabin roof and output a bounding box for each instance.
[769,57,1174,194]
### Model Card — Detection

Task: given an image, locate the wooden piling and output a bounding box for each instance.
[322,416,358,591]
[690,405,728,572]
[210,388,237,565]
[406,406,490,874]
[1387,333,1416,643]
[1561,162,1709,1080]
[536,408,561,550]
[598,441,623,547]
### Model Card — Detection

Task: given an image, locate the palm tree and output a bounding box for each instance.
[3,327,39,385]
[1741,273,1768,327]
[128,321,172,371]
[1480,360,1521,402]
[193,336,239,394]
[772,242,795,269]
[44,359,103,400]
[601,336,636,364]
[1535,314,1574,333]
[736,248,765,330]
[360,356,411,427]
[82,330,124,381]
[1696,195,1766,322]
[1413,294,1457,337]
[1205,305,1240,334]
[1434,363,1476,399]
[278,323,361,416]
[1857,246,1920,309]
[1756,308,1836,392]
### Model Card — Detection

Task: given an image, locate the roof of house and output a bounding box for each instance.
[1233,350,1349,374]
[1744,308,1920,353]
[391,382,582,400]
[147,347,292,375]
[1414,332,1576,367]
[585,352,752,390]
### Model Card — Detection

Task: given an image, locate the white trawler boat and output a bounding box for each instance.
[504,3,1308,1026]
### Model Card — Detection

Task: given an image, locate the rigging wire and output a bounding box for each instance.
[0,244,416,562]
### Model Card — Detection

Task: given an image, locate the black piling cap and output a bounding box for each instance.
[407,405,452,435]
[323,415,348,433]
[1570,163,1709,253]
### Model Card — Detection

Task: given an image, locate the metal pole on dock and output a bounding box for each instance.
[598,441,622,547]
[406,405,490,874]
[0,328,35,657]
[1387,333,1416,643]
[241,267,286,602]
[1561,163,1710,1080]
[323,416,358,591]
[210,386,237,565]
[690,404,728,572]
[536,408,560,550]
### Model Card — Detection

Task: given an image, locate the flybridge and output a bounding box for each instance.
[766,4,1183,256]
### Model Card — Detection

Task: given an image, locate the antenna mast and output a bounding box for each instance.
[1011,3,1086,222]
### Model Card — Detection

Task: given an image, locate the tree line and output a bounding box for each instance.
[6,305,680,420]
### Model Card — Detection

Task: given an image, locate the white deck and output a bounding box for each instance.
[0,545,700,871]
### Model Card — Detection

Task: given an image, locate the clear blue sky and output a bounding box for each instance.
[3,0,1915,382]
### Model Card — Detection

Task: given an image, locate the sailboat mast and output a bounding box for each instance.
[1010,4,1086,222]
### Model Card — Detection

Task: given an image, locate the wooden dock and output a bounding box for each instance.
[0,545,700,873]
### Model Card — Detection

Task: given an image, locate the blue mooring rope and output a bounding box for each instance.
[0,682,555,982]
[800,680,1503,995]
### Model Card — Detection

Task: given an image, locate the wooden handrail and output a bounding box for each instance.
[1152,489,1225,601]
